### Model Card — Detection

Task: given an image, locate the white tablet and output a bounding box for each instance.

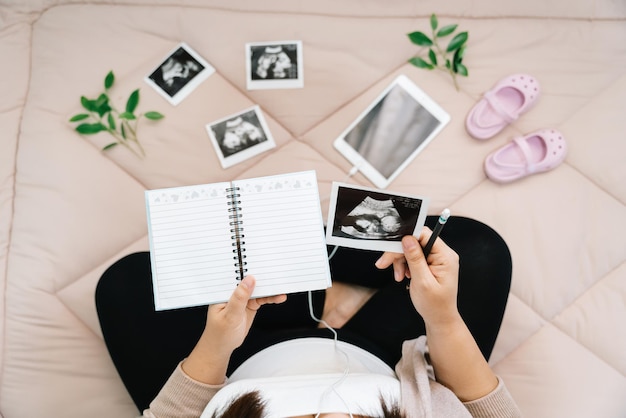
[333,75,450,189]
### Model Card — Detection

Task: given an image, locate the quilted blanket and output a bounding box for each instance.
[1,1,625,416]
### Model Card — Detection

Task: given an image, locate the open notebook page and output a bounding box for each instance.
[146,182,237,310]
[234,171,331,298]
[145,171,331,310]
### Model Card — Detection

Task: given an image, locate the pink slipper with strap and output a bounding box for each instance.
[466,74,541,140]
[484,129,567,183]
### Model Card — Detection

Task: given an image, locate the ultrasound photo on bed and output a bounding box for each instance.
[145,43,215,105]
[209,109,268,157]
[205,105,276,169]
[246,40,303,90]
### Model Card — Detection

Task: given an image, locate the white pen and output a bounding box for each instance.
[423,208,450,257]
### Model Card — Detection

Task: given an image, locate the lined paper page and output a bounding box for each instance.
[234,171,331,298]
[146,183,238,310]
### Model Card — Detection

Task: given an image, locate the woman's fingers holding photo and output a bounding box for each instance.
[375,251,408,281]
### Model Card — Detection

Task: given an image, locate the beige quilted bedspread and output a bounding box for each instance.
[0,1,625,416]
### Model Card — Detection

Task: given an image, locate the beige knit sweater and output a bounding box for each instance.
[143,337,522,418]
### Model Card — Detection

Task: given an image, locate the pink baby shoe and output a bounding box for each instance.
[466,73,541,140]
[484,129,567,183]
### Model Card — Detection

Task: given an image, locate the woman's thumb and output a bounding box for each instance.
[226,276,255,313]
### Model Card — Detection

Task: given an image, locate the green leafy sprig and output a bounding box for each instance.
[407,14,469,91]
[69,71,164,158]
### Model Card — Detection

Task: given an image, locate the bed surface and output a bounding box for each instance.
[1,1,625,416]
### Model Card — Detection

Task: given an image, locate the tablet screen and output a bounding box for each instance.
[334,75,450,188]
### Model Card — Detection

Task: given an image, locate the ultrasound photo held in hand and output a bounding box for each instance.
[326,183,430,252]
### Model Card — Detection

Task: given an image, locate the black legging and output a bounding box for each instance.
[96,216,512,412]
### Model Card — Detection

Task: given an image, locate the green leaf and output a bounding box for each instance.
[428,49,438,66]
[94,93,111,117]
[80,96,97,112]
[104,71,114,90]
[97,98,108,108]
[75,123,106,135]
[121,123,127,139]
[446,31,468,53]
[102,142,119,151]
[95,93,108,108]
[453,47,466,74]
[408,57,434,69]
[407,31,433,47]
[69,113,90,122]
[126,89,140,113]
[119,112,136,120]
[445,59,452,70]
[107,113,116,130]
[430,14,438,31]
[454,45,466,63]
[144,111,164,120]
[436,24,458,38]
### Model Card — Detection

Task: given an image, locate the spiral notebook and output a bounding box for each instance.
[145,170,331,310]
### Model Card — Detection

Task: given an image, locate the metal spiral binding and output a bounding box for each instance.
[226,186,247,281]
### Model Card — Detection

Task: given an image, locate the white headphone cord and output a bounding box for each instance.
[307,290,354,418]
[305,164,360,417]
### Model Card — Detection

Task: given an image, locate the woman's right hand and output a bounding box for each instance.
[378,229,502,403]
[375,228,461,328]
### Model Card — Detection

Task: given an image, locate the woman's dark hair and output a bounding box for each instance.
[380,399,405,418]
[212,390,406,418]
[211,391,266,418]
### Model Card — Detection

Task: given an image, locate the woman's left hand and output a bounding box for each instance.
[205,275,287,355]
[182,275,286,384]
